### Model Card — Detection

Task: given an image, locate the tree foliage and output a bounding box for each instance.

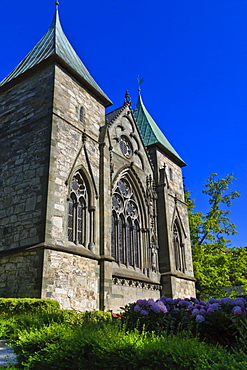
[186,173,247,299]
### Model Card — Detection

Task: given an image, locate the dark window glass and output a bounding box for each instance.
[68,199,74,242]
[77,202,83,244]
[79,107,84,123]
[133,221,139,268]
[126,218,131,266]
[119,217,124,264]
[111,214,116,260]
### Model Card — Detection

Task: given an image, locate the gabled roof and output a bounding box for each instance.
[133,93,186,166]
[106,106,125,124]
[0,8,112,107]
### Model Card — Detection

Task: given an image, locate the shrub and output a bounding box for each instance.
[0,298,59,315]
[10,321,247,369]
[0,310,84,340]
[80,310,111,322]
[0,309,111,340]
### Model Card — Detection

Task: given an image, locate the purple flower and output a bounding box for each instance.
[160,306,168,313]
[234,298,246,307]
[173,308,180,313]
[221,297,234,306]
[233,306,242,316]
[150,305,161,313]
[206,307,214,314]
[160,296,167,302]
[211,303,221,310]
[190,297,197,302]
[134,305,141,312]
[188,304,194,312]
[195,304,202,309]
[140,310,148,316]
[178,300,191,307]
[208,298,217,304]
[136,299,147,306]
[155,300,164,306]
[195,314,205,323]
[165,304,171,311]
[192,309,200,316]
[199,309,206,315]
[166,298,176,305]
[154,301,168,313]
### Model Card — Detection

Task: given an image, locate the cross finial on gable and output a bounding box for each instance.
[124,90,132,106]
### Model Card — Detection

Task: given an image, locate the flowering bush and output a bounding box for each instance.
[121,296,247,347]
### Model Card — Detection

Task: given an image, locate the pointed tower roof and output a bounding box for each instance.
[0,7,112,107]
[133,93,186,167]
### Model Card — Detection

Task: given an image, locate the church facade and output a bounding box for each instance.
[0,8,195,312]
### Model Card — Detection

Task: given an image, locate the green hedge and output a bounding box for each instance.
[0,309,111,340]
[11,321,247,369]
[0,299,60,314]
[80,310,111,322]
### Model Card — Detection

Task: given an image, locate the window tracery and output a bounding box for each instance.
[111,178,141,268]
[119,136,133,158]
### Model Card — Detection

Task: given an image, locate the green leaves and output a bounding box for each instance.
[185,173,245,299]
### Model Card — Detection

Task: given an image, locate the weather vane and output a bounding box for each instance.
[137,76,144,92]
[55,1,60,9]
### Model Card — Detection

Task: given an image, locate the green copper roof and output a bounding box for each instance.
[0,9,112,106]
[133,93,185,166]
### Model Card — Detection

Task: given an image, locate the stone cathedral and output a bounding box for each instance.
[0,8,195,312]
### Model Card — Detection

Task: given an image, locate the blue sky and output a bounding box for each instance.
[1,0,246,247]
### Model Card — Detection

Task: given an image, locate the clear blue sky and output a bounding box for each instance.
[1,0,246,247]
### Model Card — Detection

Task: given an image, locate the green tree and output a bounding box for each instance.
[186,173,247,299]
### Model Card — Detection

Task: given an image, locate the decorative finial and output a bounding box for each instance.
[55,1,59,9]
[124,90,132,106]
[137,76,144,93]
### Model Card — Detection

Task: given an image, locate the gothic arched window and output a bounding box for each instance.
[68,171,93,248]
[111,178,141,268]
[173,220,186,273]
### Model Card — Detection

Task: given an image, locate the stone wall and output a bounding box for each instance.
[155,149,194,276]
[42,249,100,311]
[170,275,196,298]
[45,65,105,252]
[0,66,54,251]
[111,277,161,313]
[0,249,43,298]
[149,146,195,298]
